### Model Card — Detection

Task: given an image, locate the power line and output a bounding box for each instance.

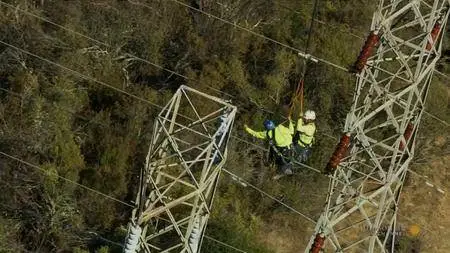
[0,1,187,80]
[222,168,316,224]
[275,1,450,84]
[273,2,365,40]
[0,150,251,253]
[2,43,445,250]
[86,231,125,248]
[167,0,349,72]
[0,0,237,100]
[3,0,446,132]
[2,39,442,199]
[2,2,447,209]
[168,0,449,126]
[0,73,266,253]
[0,151,135,208]
[0,89,321,227]
[0,90,266,253]
[435,70,450,81]
[0,40,318,224]
[2,33,446,194]
[203,235,248,253]
[0,39,329,178]
[0,40,165,110]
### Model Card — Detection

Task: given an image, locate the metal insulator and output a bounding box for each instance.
[310,233,325,253]
[426,22,441,50]
[400,123,414,151]
[124,224,142,253]
[325,133,351,174]
[351,31,380,73]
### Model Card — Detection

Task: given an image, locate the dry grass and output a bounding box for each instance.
[256,213,315,253]
[399,135,449,253]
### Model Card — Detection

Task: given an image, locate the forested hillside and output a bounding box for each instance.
[0,0,449,252]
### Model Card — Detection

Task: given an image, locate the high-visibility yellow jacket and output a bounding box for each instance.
[296,118,316,147]
[245,121,294,148]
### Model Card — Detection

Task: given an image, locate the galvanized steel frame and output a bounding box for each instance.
[307,0,449,252]
[126,85,237,253]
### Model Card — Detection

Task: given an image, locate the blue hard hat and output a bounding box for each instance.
[263,120,275,130]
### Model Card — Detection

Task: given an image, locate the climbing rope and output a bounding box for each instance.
[289,0,321,117]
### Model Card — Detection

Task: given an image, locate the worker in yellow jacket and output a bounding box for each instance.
[294,110,317,162]
[244,119,294,175]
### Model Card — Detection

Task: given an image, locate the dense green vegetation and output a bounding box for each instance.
[0,0,448,252]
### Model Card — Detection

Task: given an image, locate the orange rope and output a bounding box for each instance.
[289,79,304,117]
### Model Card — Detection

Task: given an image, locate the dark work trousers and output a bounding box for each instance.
[294,144,311,163]
[269,146,292,174]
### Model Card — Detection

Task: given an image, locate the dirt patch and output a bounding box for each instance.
[399,154,450,253]
[256,213,315,253]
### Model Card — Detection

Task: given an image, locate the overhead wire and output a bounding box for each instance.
[273,2,365,40]
[2,0,446,133]
[288,0,320,117]
[203,0,450,193]
[0,0,236,100]
[0,38,328,179]
[3,2,445,251]
[1,0,447,227]
[0,39,320,225]
[0,88,260,253]
[1,38,443,204]
[167,0,449,126]
[0,145,250,253]
[222,168,317,224]
[167,0,349,72]
[2,0,446,185]
[0,151,135,208]
[277,2,450,82]
[0,87,318,228]
[1,27,446,253]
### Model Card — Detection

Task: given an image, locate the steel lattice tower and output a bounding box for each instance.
[124,85,236,253]
[307,1,449,252]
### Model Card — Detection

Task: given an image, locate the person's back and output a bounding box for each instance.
[244,120,294,147]
[244,119,294,175]
[266,123,293,148]
[294,110,317,162]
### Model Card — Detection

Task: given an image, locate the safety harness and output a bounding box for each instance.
[266,128,291,164]
[294,126,315,148]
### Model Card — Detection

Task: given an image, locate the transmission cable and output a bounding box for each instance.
[0,0,237,100]
[2,0,446,129]
[289,0,320,117]
[2,38,446,198]
[1,39,444,195]
[0,151,252,252]
[0,151,135,208]
[0,87,326,226]
[275,1,450,85]
[166,0,449,126]
[222,168,316,224]
[0,39,329,177]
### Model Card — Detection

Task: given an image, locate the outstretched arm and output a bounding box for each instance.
[244,125,267,140]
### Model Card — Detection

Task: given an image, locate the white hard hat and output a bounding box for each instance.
[304,110,316,120]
